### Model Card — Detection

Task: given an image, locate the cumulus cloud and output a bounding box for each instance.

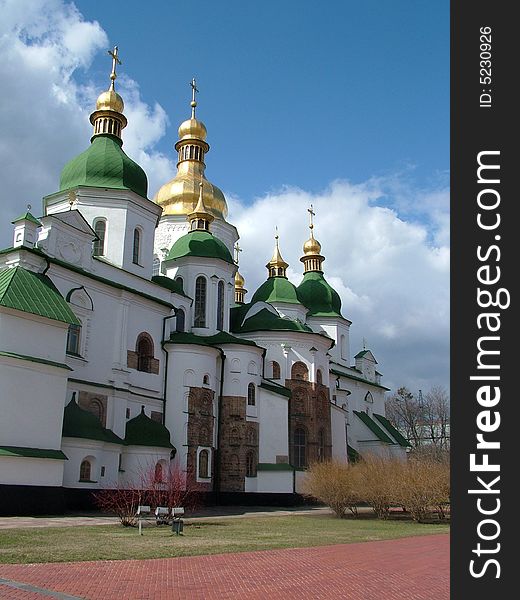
[0,0,449,394]
[0,0,175,243]
[227,179,450,393]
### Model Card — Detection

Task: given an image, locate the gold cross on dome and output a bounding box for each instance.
[308,204,315,230]
[108,46,122,88]
[190,78,199,117]
[234,242,242,264]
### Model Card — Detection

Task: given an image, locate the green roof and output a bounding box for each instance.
[60,134,148,199]
[125,407,174,449]
[151,275,186,296]
[232,307,314,334]
[0,351,73,371]
[12,211,42,226]
[353,410,395,444]
[62,397,124,445]
[166,230,234,264]
[167,331,258,348]
[260,380,292,398]
[257,463,294,471]
[0,446,67,460]
[0,266,79,325]
[373,413,411,447]
[347,444,361,463]
[251,277,301,305]
[330,366,390,391]
[297,271,342,317]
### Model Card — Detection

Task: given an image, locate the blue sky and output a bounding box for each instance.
[75,0,449,203]
[0,0,449,394]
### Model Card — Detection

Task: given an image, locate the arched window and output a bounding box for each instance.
[291,361,309,381]
[217,280,225,330]
[293,428,307,468]
[175,276,183,291]
[271,361,281,380]
[79,459,91,482]
[229,454,240,477]
[229,427,240,446]
[88,399,104,423]
[194,276,206,327]
[246,426,256,446]
[198,449,209,478]
[154,462,163,483]
[152,257,160,276]
[203,374,210,386]
[316,369,323,385]
[136,333,154,373]
[340,335,346,359]
[246,451,257,477]
[66,323,82,356]
[247,383,256,406]
[132,228,141,264]
[176,308,185,332]
[93,220,106,256]
[365,392,374,403]
[317,429,325,462]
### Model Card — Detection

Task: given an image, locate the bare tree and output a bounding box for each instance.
[385,386,450,453]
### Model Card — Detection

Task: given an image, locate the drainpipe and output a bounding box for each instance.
[214,348,226,504]
[161,312,178,427]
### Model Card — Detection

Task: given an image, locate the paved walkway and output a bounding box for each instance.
[0,534,449,599]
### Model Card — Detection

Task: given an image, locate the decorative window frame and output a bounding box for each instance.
[196,446,212,482]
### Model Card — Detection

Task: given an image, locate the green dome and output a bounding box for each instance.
[297,271,342,317]
[62,397,123,444]
[251,277,301,305]
[60,134,148,198]
[231,306,313,334]
[166,230,234,264]
[125,407,174,449]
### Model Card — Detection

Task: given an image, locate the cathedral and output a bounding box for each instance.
[0,50,408,514]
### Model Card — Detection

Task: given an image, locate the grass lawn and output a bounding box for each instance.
[0,513,449,564]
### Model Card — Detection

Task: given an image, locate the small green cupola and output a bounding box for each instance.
[296,205,343,317]
[125,406,174,449]
[251,232,301,305]
[62,394,124,444]
[59,46,148,199]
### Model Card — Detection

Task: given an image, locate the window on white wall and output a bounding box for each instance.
[93,219,106,256]
[198,449,209,478]
[217,280,225,330]
[79,459,91,482]
[247,383,256,406]
[152,257,160,276]
[66,323,82,356]
[132,228,141,264]
[176,308,185,333]
[194,276,207,327]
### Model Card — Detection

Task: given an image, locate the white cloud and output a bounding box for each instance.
[227,179,450,393]
[0,0,175,243]
[0,0,449,394]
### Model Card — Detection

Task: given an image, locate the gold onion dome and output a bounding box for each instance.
[300,205,325,273]
[235,270,245,287]
[96,89,124,113]
[153,78,228,219]
[303,232,321,255]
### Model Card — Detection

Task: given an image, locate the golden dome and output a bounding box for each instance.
[235,270,245,287]
[96,89,124,113]
[154,172,228,219]
[178,117,207,141]
[303,233,321,255]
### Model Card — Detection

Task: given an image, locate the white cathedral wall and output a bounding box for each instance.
[0,457,64,487]
[221,345,264,399]
[0,358,68,451]
[255,471,293,494]
[61,438,121,488]
[306,317,351,366]
[257,389,289,465]
[120,447,172,488]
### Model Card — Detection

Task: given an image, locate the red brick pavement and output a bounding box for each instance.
[0,533,449,600]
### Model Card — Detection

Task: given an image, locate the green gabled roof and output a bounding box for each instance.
[0,266,79,325]
[151,275,187,296]
[167,330,258,349]
[260,380,292,398]
[0,446,67,460]
[0,351,73,371]
[296,271,342,317]
[233,307,314,334]
[353,410,395,444]
[62,398,124,445]
[166,230,234,264]
[60,134,148,199]
[12,211,42,226]
[373,413,411,447]
[330,367,390,391]
[251,277,301,305]
[125,407,173,449]
[347,444,361,463]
